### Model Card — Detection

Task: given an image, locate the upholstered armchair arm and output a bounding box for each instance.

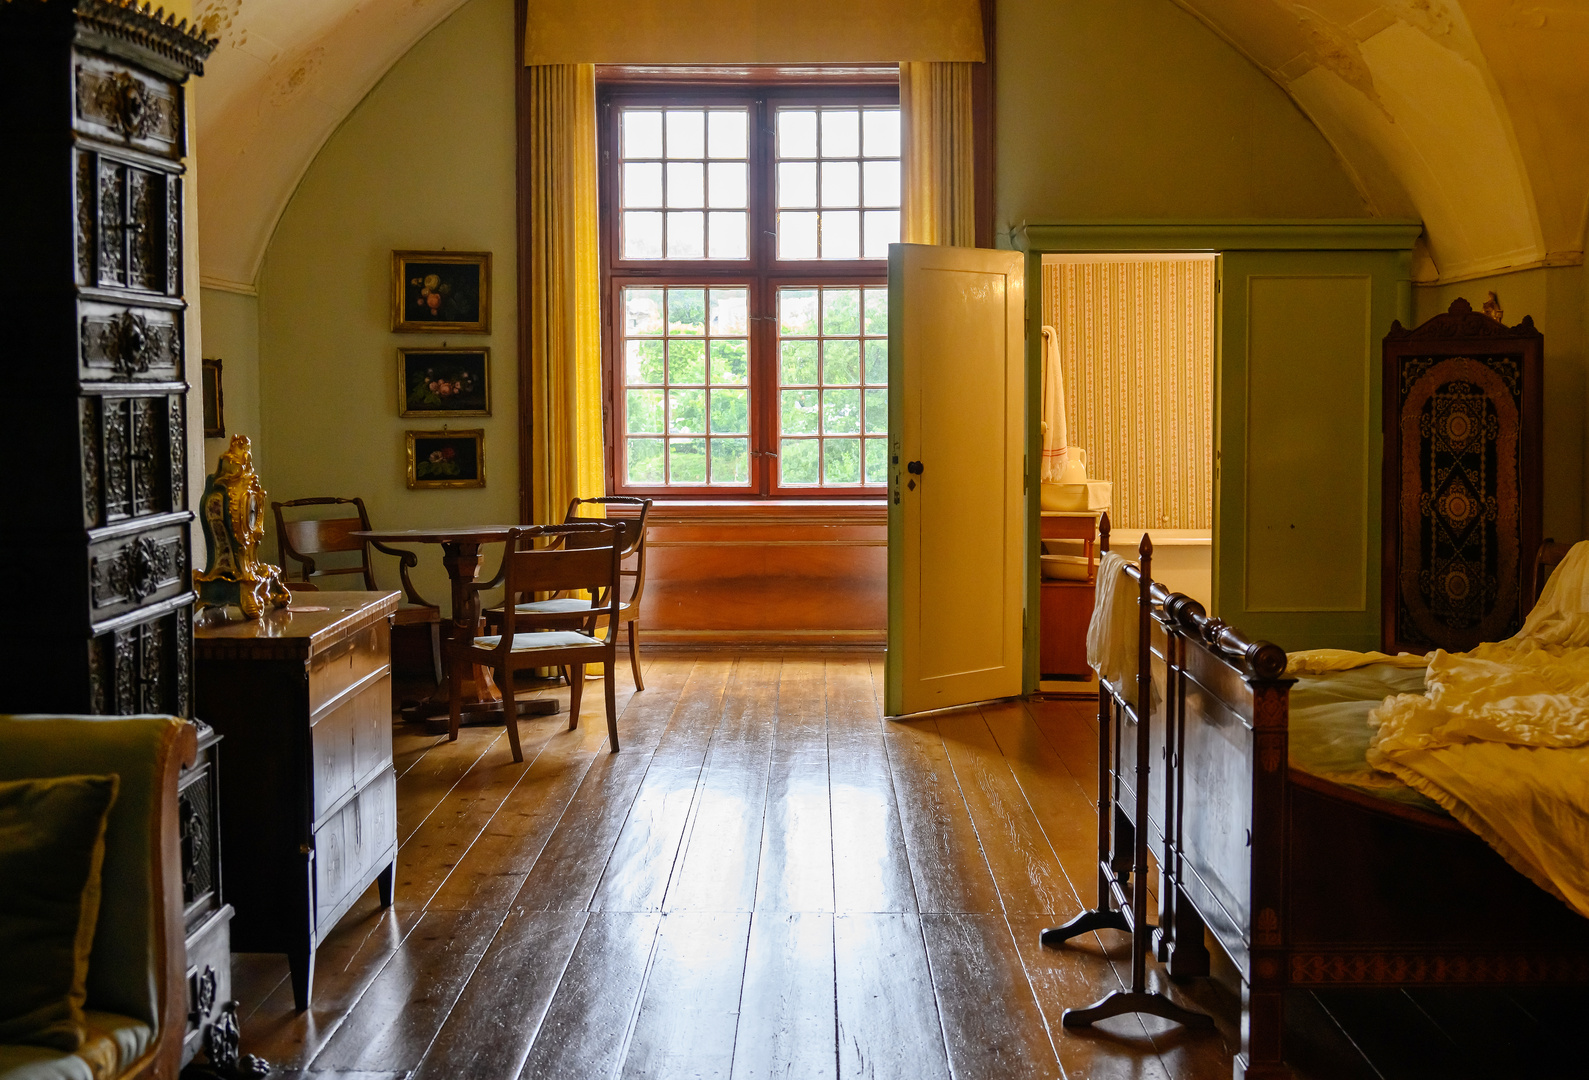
[368,540,436,608]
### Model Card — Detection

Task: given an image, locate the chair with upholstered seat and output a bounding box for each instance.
[272,496,444,683]
[485,496,652,690]
[450,522,627,762]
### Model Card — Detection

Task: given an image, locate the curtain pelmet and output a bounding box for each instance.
[527,64,605,526]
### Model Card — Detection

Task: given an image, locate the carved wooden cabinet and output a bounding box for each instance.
[0,2,213,714]
[0,4,227,1063]
[195,592,401,1011]
[179,721,234,1065]
[1382,298,1543,654]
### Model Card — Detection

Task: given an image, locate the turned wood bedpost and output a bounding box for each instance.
[1130,535,1155,990]
[1238,643,1292,1080]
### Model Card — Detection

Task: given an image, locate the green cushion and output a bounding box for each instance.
[0,1043,94,1080]
[0,1011,149,1080]
[0,776,118,1051]
[0,717,184,1033]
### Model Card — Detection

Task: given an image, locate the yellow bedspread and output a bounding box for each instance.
[1366,542,1589,917]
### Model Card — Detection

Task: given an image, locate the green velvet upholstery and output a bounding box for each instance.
[0,717,186,1043]
[0,775,119,1050]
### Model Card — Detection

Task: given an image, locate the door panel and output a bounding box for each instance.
[886,244,1026,715]
[1214,250,1410,651]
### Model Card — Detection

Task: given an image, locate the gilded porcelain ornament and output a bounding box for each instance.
[195,434,290,619]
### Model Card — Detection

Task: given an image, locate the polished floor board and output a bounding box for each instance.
[233,656,1575,1079]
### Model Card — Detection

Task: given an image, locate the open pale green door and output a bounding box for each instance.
[1212,249,1413,652]
[886,244,1027,716]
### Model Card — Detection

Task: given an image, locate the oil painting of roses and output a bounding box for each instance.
[392,251,491,333]
[398,348,490,417]
[406,430,485,489]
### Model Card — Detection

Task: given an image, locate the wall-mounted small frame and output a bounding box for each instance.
[398,347,490,417]
[406,428,485,489]
[201,357,225,438]
[392,250,491,333]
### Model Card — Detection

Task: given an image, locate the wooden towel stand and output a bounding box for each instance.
[1040,533,1213,1030]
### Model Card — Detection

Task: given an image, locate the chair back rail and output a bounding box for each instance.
[272,495,436,608]
[280,515,377,587]
[563,496,652,609]
[493,522,626,646]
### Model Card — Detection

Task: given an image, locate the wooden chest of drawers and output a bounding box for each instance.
[194,591,399,1010]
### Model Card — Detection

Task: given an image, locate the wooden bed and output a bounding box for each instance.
[1046,533,1589,1079]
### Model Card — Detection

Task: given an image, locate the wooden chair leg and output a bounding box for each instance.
[447,654,463,742]
[501,664,523,763]
[626,619,644,691]
[429,621,443,685]
[568,663,585,730]
[604,653,619,752]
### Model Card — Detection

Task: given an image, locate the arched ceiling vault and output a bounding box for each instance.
[194,0,473,291]
[1173,0,1589,280]
[193,0,1589,290]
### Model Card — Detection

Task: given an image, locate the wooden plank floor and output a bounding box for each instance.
[233,654,1589,1079]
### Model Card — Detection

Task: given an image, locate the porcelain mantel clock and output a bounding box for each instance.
[195,435,290,619]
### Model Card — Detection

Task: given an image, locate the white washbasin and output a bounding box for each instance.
[1040,481,1112,512]
[1040,553,1090,580]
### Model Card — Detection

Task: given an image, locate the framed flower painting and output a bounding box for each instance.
[406,429,485,489]
[398,348,490,417]
[392,250,491,333]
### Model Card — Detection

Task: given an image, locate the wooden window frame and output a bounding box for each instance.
[598,79,899,501]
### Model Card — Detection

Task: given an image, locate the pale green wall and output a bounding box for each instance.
[198,288,262,476]
[1414,266,1588,545]
[256,0,517,606]
[995,0,1369,230]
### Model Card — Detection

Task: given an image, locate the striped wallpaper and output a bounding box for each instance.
[1042,258,1214,531]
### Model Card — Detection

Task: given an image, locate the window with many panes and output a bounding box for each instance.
[601,82,898,497]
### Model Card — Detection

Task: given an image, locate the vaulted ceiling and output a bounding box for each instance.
[192,0,1589,290]
[193,0,473,291]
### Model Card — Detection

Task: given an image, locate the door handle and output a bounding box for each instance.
[907,461,924,475]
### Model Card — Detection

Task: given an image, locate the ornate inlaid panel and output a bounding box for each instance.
[1382,299,1542,653]
[80,301,183,380]
[88,523,189,620]
[76,148,180,296]
[81,393,185,527]
[87,603,193,718]
[74,51,183,157]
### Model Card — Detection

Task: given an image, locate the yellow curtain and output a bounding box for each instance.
[527,64,605,527]
[1043,259,1215,531]
[899,62,976,246]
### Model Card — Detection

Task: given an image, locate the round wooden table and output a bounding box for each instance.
[351,526,559,731]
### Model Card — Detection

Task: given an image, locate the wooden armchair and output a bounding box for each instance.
[452,522,627,762]
[271,496,443,683]
[1533,538,1576,603]
[485,496,652,690]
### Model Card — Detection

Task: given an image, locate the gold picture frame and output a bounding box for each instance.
[397,347,491,418]
[392,250,491,333]
[406,428,485,489]
[200,357,225,438]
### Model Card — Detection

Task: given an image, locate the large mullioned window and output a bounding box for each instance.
[602,84,898,496]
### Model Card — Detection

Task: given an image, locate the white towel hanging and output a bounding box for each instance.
[1041,325,1069,483]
